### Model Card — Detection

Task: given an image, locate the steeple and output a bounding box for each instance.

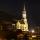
[24,4,26,11]
[22,4,27,21]
[22,4,28,31]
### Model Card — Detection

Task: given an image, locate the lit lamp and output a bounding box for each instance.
[32,35,36,38]
[31,29,35,33]
[32,30,35,33]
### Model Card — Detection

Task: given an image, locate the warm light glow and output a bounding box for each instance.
[24,19,27,22]
[16,21,21,29]
[31,29,35,33]
[19,23,28,31]
[16,4,28,31]
[32,35,36,37]
[23,24,28,31]
[12,24,15,26]
[29,37,32,39]
[22,4,28,31]
[27,29,29,31]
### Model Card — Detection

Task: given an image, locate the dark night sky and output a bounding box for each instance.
[0,0,40,26]
[31,0,40,25]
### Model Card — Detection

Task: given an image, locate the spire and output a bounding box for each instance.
[22,4,26,19]
[23,4,26,11]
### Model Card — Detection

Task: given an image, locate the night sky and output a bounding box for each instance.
[31,0,40,26]
[0,0,40,26]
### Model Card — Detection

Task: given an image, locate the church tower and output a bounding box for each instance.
[22,4,28,31]
[16,4,28,31]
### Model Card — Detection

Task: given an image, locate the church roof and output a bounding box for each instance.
[18,19,25,24]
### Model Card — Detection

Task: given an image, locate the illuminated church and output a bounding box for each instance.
[16,4,28,31]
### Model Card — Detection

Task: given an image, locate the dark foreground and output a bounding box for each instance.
[0,29,40,40]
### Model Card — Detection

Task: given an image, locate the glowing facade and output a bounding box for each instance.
[16,5,28,31]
